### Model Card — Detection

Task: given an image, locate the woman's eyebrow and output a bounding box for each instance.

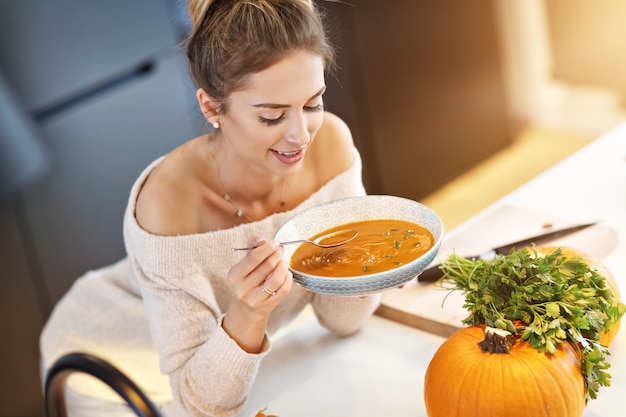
[252,86,326,109]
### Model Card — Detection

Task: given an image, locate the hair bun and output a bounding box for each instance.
[189,0,315,31]
[188,0,215,32]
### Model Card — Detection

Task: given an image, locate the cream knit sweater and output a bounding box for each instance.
[40,148,381,417]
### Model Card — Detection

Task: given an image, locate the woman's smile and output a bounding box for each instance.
[271,146,307,164]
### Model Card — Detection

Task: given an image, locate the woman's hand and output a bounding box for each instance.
[222,237,293,352]
[230,237,293,308]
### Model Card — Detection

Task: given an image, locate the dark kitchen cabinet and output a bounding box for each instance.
[322,0,513,199]
[0,202,47,417]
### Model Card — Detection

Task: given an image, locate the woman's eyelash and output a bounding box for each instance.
[305,104,324,112]
[260,113,285,126]
[259,104,323,126]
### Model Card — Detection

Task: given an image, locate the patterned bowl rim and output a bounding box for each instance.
[274,195,444,283]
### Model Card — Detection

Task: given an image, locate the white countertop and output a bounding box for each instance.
[166,121,626,416]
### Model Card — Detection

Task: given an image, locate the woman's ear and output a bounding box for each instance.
[196,88,221,126]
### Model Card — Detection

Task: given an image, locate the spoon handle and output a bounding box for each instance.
[276,239,308,246]
[231,239,306,251]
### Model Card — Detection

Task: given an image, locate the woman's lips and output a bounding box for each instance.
[272,148,306,164]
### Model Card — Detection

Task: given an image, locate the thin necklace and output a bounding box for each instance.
[209,144,287,222]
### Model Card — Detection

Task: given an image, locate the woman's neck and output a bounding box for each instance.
[205,135,289,222]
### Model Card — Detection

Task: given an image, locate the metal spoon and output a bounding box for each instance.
[231,229,358,251]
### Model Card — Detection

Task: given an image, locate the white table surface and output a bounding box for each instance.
[166,121,626,416]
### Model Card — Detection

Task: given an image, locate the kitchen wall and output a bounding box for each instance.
[547,0,626,101]
[494,0,626,137]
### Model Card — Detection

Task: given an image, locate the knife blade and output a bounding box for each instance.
[417,222,597,283]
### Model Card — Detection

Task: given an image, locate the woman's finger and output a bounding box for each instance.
[231,240,281,278]
[259,267,293,303]
[260,259,290,296]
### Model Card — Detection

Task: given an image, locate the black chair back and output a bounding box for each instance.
[44,352,164,417]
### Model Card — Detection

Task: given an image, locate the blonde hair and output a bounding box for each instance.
[188,0,314,33]
[185,0,333,113]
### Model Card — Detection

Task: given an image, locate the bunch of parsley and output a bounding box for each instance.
[439,246,626,401]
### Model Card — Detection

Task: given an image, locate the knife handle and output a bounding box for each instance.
[417,263,445,283]
[417,251,494,283]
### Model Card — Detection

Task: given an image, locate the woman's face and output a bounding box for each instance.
[218,51,326,177]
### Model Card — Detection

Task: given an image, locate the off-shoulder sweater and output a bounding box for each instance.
[40,148,381,417]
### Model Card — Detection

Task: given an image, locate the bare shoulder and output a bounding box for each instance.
[135,143,200,236]
[308,111,356,182]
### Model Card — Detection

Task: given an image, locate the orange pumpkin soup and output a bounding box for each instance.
[290,219,434,277]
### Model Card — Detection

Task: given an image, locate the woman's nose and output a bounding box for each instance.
[284,113,311,146]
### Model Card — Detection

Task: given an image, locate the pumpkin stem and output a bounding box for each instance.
[478,326,516,354]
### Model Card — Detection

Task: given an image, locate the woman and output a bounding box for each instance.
[40,1,381,416]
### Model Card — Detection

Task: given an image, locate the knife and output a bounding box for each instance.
[417,222,597,283]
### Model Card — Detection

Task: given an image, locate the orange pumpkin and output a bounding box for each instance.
[537,246,621,346]
[424,325,586,417]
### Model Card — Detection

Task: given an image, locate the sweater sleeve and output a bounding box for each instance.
[312,293,382,337]
[132,264,269,417]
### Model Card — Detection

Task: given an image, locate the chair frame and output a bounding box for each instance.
[44,352,163,417]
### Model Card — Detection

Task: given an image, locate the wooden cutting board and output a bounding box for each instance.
[375,206,619,338]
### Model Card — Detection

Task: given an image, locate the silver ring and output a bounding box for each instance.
[261,284,277,297]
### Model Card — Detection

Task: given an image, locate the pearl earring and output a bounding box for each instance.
[212,121,220,129]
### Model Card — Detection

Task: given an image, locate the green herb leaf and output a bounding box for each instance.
[437,246,626,402]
